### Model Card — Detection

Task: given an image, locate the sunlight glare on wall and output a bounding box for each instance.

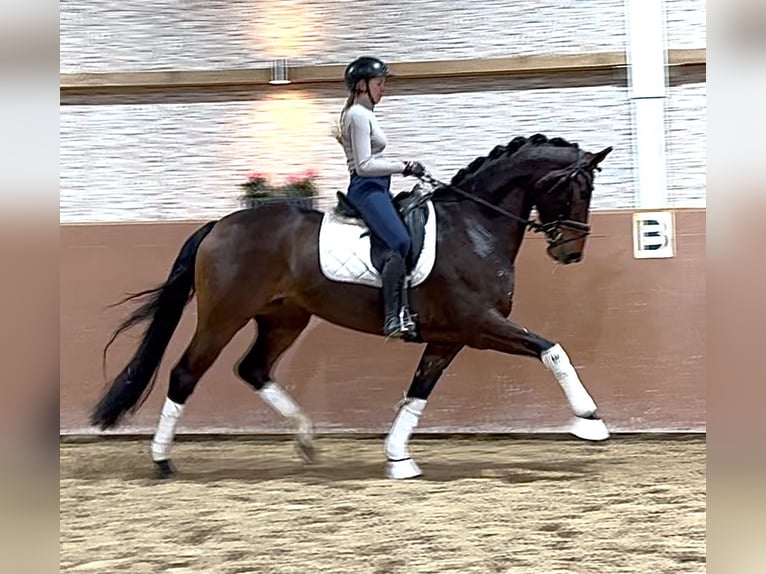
[230,90,331,184]
[249,0,323,60]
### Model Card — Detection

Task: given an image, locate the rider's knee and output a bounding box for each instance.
[393,235,411,258]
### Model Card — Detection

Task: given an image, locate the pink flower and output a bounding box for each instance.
[247,171,268,182]
[285,169,318,184]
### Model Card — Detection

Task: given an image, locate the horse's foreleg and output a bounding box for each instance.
[475,311,609,441]
[236,306,315,463]
[385,343,463,479]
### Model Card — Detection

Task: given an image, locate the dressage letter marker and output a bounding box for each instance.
[632,211,675,259]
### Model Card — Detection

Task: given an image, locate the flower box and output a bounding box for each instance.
[240,170,318,210]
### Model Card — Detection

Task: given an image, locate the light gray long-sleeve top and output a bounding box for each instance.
[342,102,406,177]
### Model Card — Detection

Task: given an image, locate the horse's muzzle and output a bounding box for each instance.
[564,252,582,264]
[547,243,584,265]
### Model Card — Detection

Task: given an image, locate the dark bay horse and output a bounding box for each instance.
[91,134,613,479]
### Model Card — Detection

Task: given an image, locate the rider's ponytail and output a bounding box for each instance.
[333,92,356,145]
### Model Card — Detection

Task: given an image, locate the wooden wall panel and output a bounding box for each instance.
[60,210,705,435]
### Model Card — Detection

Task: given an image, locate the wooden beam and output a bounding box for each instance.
[389,52,628,78]
[61,68,272,89]
[60,50,705,93]
[667,48,706,66]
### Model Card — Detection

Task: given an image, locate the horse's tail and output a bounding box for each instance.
[90,221,217,430]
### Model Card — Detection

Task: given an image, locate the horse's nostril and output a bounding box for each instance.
[567,253,582,263]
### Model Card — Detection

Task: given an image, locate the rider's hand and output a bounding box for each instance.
[403,161,427,178]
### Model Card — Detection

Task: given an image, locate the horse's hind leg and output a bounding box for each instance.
[473,310,609,441]
[235,303,315,463]
[152,314,248,477]
[384,343,463,479]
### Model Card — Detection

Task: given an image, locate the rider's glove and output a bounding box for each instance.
[402,161,427,178]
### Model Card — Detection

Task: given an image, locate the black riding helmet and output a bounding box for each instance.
[344,56,392,92]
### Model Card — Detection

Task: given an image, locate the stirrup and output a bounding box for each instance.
[400,307,416,331]
[384,312,414,339]
[383,319,408,339]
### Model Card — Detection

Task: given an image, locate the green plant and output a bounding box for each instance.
[240,169,318,200]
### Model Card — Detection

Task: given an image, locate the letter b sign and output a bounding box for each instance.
[632,211,675,259]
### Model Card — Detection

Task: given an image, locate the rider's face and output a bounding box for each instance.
[357,76,387,104]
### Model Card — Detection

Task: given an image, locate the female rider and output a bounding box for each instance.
[337,56,427,338]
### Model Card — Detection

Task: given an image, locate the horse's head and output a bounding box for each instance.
[531,145,612,264]
[444,135,613,264]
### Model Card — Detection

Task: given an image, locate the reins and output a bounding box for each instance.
[418,158,593,245]
[419,173,549,235]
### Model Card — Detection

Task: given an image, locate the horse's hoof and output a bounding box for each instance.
[570,416,610,441]
[386,458,422,480]
[293,414,317,464]
[295,438,317,464]
[153,459,176,479]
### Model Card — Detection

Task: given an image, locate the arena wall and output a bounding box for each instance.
[60,209,705,435]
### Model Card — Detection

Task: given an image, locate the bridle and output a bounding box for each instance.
[418,155,594,247]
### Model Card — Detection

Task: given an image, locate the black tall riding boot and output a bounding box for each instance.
[381,251,413,338]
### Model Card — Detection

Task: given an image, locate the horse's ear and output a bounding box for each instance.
[585,146,613,170]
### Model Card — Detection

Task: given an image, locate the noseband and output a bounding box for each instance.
[536,158,594,246]
[420,156,594,247]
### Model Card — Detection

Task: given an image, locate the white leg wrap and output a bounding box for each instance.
[259,381,314,453]
[384,398,427,461]
[151,398,185,462]
[541,344,598,417]
[259,381,300,418]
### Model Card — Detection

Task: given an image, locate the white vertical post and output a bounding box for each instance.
[625,0,668,208]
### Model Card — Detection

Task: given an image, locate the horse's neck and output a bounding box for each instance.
[479,182,533,264]
[449,182,533,267]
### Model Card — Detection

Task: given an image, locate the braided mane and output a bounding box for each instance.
[449,134,579,187]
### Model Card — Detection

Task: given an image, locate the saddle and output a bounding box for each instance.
[333,186,431,275]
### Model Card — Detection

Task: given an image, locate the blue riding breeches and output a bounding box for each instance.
[346,173,411,258]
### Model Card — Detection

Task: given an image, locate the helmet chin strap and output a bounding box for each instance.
[354,79,379,109]
[365,79,376,109]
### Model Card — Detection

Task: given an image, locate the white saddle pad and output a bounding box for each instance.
[318,200,437,288]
